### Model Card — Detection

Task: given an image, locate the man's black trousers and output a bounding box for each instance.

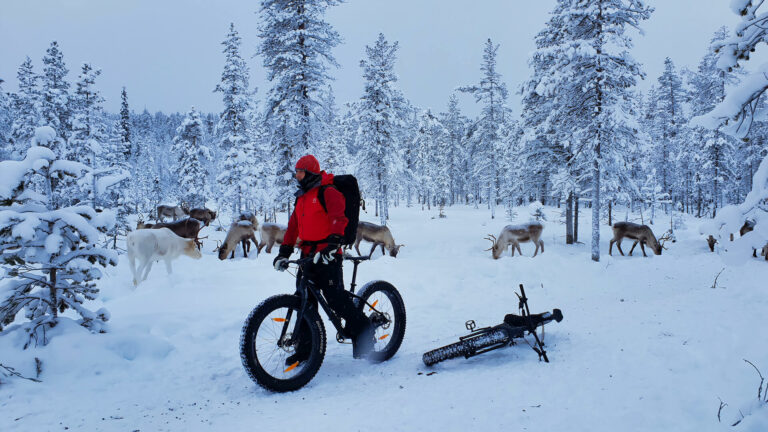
[296,253,370,337]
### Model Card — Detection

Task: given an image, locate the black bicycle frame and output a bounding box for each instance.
[278,255,374,348]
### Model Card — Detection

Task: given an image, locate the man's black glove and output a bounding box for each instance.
[273,244,294,272]
[313,234,343,265]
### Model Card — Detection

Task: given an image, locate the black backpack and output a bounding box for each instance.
[317,174,361,246]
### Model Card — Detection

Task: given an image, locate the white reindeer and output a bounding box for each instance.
[127,227,202,286]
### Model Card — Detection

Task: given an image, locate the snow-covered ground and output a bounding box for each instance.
[2,205,767,431]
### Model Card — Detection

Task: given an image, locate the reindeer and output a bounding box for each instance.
[127,228,202,287]
[354,221,404,257]
[156,203,190,222]
[485,223,544,259]
[257,223,286,254]
[218,220,258,260]
[609,222,670,257]
[137,218,203,249]
[189,207,217,226]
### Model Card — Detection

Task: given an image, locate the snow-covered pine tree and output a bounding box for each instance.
[315,85,348,174]
[689,28,740,217]
[520,3,573,219]
[0,127,117,347]
[40,41,71,143]
[646,58,686,210]
[118,87,132,160]
[439,94,468,205]
[10,57,42,160]
[67,63,112,208]
[459,38,510,220]
[172,107,211,207]
[532,0,652,261]
[257,0,341,212]
[215,23,255,214]
[0,79,11,161]
[413,109,450,210]
[355,33,407,225]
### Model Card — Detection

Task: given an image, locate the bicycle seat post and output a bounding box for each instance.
[349,259,360,293]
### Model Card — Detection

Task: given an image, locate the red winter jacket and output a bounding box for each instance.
[284,172,348,255]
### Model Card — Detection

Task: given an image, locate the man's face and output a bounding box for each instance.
[295,169,306,182]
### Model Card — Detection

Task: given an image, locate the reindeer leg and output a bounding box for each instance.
[628,240,638,256]
[164,258,173,275]
[509,243,515,257]
[616,239,625,256]
[640,241,647,257]
[242,238,249,258]
[533,242,539,257]
[380,243,386,256]
[368,243,376,258]
[355,239,362,256]
[540,240,544,254]
[516,243,523,256]
[267,239,275,253]
[609,239,615,255]
[128,252,138,287]
[141,260,154,282]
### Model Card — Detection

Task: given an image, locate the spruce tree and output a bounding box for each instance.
[355,33,407,225]
[0,79,11,161]
[68,63,110,207]
[172,107,211,207]
[530,0,652,261]
[459,39,510,219]
[258,0,341,212]
[10,57,42,159]
[40,41,71,143]
[0,127,116,347]
[215,23,255,214]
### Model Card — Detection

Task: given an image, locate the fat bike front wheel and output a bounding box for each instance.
[240,294,326,392]
[355,281,406,363]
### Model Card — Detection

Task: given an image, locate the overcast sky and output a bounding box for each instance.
[0,0,741,117]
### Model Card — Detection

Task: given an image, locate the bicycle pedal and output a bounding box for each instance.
[465,320,476,331]
[336,332,352,344]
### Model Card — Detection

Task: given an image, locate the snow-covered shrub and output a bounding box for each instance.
[0,128,117,348]
[699,153,768,262]
[528,201,547,222]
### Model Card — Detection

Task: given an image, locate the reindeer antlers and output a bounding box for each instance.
[658,232,673,250]
[484,234,497,251]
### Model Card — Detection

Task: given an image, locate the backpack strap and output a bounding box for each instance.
[317,184,337,214]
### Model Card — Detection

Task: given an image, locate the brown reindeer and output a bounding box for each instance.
[354,221,404,257]
[218,220,258,260]
[257,223,286,254]
[137,217,203,248]
[189,208,217,226]
[156,203,190,222]
[609,222,670,257]
[485,223,544,259]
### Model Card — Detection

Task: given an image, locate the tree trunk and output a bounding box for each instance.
[566,192,574,245]
[574,197,579,243]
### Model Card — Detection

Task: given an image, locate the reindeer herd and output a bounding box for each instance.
[126,201,767,286]
[127,203,409,286]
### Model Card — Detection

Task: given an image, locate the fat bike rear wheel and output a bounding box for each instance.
[355,281,406,363]
[240,295,326,392]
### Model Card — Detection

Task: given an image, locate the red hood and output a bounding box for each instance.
[320,171,334,186]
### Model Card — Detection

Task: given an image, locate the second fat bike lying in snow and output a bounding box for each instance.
[240,254,406,392]
[423,284,563,367]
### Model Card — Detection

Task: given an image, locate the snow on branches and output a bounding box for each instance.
[0,129,117,348]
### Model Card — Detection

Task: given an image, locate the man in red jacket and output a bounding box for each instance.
[273,155,374,363]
